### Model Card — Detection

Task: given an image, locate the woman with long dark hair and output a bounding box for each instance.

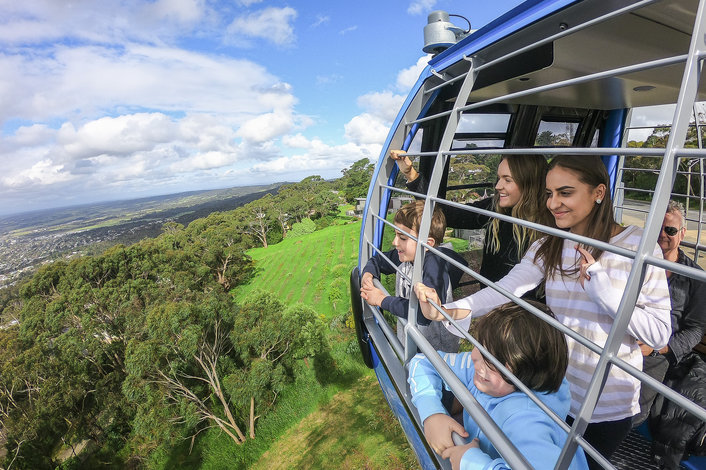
[414,155,672,468]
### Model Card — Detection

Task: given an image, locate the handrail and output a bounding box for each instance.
[358,1,706,469]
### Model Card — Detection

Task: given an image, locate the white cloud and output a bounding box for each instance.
[344,113,390,146]
[396,55,431,91]
[2,159,72,189]
[0,44,287,124]
[407,0,437,15]
[281,133,313,149]
[57,113,177,160]
[339,25,357,35]
[177,114,239,152]
[237,111,296,144]
[170,150,240,172]
[145,0,204,26]
[0,111,247,200]
[226,7,297,47]
[4,124,54,147]
[249,140,377,176]
[311,15,330,28]
[0,0,210,46]
[357,91,406,122]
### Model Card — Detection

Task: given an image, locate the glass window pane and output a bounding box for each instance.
[456,113,511,133]
[451,138,505,150]
[535,120,579,146]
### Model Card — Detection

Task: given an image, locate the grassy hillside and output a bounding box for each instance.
[180,218,417,469]
[234,219,360,318]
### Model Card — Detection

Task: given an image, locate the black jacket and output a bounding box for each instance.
[362,245,468,326]
[649,350,706,469]
[664,250,706,365]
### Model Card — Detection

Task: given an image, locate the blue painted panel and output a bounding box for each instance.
[683,456,706,470]
[600,108,628,197]
[370,346,438,470]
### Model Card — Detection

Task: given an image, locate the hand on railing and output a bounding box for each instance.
[361,272,374,290]
[360,273,386,307]
[390,149,419,182]
[422,413,469,455]
[414,282,445,321]
[442,438,480,470]
[414,282,472,321]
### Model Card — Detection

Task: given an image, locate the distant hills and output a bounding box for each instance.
[0,183,285,285]
[0,183,287,235]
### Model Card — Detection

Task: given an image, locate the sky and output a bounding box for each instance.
[0,0,534,216]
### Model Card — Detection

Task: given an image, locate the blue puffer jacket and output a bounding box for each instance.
[408,351,589,470]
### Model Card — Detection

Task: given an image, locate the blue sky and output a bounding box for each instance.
[0,0,529,215]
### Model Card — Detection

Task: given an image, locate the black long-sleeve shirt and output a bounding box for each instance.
[406,175,522,282]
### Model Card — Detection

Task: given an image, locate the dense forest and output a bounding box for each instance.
[0,159,376,469]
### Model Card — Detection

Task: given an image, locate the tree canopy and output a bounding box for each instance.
[0,213,327,468]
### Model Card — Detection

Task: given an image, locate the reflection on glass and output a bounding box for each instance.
[456,114,511,133]
[535,120,579,146]
[451,139,505,150]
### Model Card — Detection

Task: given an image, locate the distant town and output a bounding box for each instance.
[0,184,283,288]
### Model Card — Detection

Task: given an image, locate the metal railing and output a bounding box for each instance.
[358,1,706,469]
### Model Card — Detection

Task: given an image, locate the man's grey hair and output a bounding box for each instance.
[667,200,686,228]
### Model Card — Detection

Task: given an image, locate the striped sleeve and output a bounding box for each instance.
[584,237,672,349]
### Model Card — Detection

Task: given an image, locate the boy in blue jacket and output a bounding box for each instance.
[361,200,467,352]
[408,301,589,470]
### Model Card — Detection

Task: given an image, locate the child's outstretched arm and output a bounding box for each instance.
[455,379,588,470]
[423,414,469,456]
[414,283,470,322]
[408,352,473,455]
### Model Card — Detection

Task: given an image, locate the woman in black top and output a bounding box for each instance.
[390,150,551,284]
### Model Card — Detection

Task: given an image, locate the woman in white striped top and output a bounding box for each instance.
[414,155,671,469]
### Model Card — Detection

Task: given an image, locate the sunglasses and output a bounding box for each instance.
[662,226,681,236]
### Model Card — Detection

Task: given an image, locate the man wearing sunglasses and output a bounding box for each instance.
[634,200,706,427]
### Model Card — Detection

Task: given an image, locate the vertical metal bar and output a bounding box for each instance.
[615,108,633,225]
[697,157,705,261]
[404,58,479,364]
[556,1,706,467]
[694,109,705,261]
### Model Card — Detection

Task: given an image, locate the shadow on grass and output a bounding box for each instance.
[314,349,365,388]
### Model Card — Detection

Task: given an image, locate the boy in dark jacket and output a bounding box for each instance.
[361,200,467,352]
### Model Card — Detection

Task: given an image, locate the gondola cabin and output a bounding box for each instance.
[351,0,706,469]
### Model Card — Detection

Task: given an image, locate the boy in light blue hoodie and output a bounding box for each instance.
[408,301,589,470]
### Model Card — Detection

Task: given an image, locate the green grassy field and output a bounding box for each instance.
[234,219,361,318]
[171,217,417,470]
